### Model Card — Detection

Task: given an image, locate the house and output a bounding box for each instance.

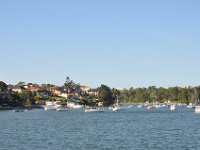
[63,83,80,93]
[60,93,68,98]
[36,90,51,98]
[88,89,98,96]
[51,89,62,96]
[60,92,79,99]
[27,86,40,92]
[80,86,91,94]
[11,86,26,93]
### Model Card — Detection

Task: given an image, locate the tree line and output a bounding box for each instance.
[119,86,200,104]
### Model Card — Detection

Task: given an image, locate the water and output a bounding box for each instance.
[1,107,200,150]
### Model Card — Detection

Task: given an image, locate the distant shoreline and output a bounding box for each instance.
[0,105,43,111]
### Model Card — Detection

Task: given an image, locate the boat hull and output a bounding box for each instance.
[85,108,104,112]
[195,106,200,113]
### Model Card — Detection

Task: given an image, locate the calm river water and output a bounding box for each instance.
[1,107,200,150]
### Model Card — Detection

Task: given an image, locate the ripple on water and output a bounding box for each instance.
[0,108,200,150]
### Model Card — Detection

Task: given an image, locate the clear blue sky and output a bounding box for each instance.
[0,0,200,88]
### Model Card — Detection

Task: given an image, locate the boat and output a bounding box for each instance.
[111,104,124,111]
[111,105,120,111]
[147,105,153,110]
[84,106,104,112]
[187,103,195,109]
[13,107,25,112]
[146,99,156,110]
[195,103,200,113]
[170,104,176,111]
[137,104,143,108]
[56,105,68,111]
[111,95,124,111]
[44,101,61,111]
[154,104,161,109]
[67,102,82,109]
[193,88,200,111]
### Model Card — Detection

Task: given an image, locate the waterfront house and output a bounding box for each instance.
[80,86,91,94]
[36,90,51,98]
[27,86,40,92]
[88,89,98,96]
[11,86,26,93]
[50,88,62,96]
[60,92,79,99]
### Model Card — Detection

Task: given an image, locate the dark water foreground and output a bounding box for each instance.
[0,107,200,150]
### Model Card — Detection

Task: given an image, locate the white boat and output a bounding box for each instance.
[154,104,161,109]
[187,103,195,109]
[67,102,82,109]
[112,105,120,111]
[127,105,133,108]
[111,104,125,111]
[56,105,68,111]
[44,101,61,111]
[84,106,104,112]
[146,100,155,110]
[147,105,153,110]
[72,104,82,109]
[111,96,124,111]
[137,104,143,108]
[170,104,176,111]
[195,103,200,113]
[13,107,24,112]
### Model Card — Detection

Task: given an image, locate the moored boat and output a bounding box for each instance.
[56,105,68,111]
[195,103,200,113]
[137,104,143,108]
[44,101,61,111]
[187,103,195,109]
[13,107,25,112]
[111,95,124,111]
[147,105,153,110]
[170,104,176,111]
[84,106,104,112]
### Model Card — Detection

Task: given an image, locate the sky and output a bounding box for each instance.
[0,0,200,88]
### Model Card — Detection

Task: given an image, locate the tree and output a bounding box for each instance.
[16,81,25,87]
[112,88,121,103]
[19,91,34,105]
[98,85,115,106]
[34,94,42,100]
[8,92,21,106]
[41,84,54,89]
[0,81,7,92]
[112,88,120,99]
[64,76,74,93]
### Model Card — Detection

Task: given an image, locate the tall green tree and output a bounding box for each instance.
[98,85,114,106]
[112,88,120,100]
[16,81,25,87]
[19,91,35,105]
[64,76,75,93]
[8,92,22,107]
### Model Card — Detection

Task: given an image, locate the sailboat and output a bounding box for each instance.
[194,88,200,113]
[146,99,155,110]
[111,95,124,111]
